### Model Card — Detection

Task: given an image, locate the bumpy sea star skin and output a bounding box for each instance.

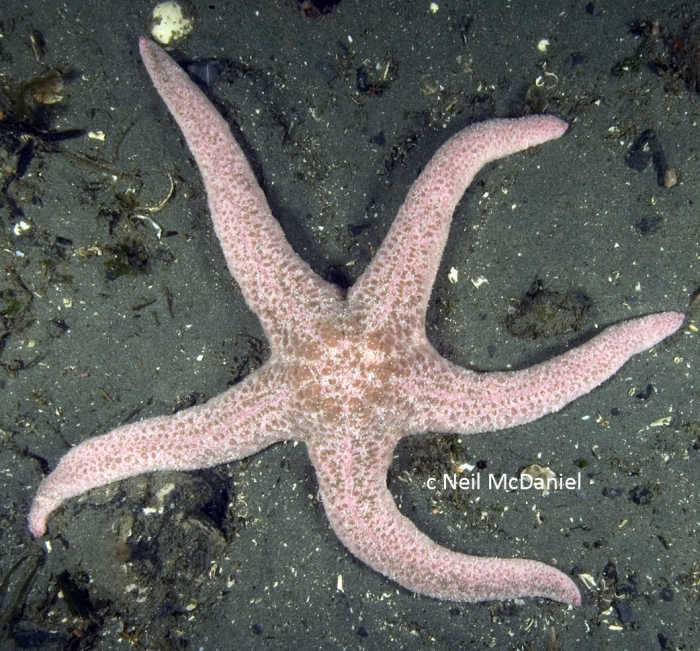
[28,38,684,606]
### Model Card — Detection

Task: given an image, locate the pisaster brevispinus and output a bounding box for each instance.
[28,38,684,606]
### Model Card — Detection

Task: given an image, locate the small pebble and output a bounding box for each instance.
[663,168,677,188]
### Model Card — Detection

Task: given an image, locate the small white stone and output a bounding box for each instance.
[151,1,194,45]
[13,220,31,235]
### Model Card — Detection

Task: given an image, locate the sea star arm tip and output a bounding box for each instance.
[28,367,302,536]
[139,38,340,352]
[351,115,568,335]
[311,444,581,604]
[402,310,683,435]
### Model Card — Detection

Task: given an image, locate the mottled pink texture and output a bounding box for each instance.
[28,39,685,607]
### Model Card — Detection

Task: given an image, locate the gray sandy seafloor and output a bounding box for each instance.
[0,0,698,649]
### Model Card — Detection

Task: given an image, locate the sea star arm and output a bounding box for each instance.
[28,364,302,536]
[138,39,342,352]
[309,439,580,604]
[349,116,568,339]
[401,312,684,435]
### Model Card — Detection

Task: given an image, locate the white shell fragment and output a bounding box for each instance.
[13,220,31,236]
[578,573,597,590]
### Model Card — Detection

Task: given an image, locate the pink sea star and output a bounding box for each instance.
[28,38,683,606]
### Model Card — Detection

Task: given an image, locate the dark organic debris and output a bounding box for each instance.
[22,448,51,476]
[602,486,624,498]
[666,15,700,93]
[625,130,670,187]
[611,19,662,76]
[635,214,662,235]
[186,60,223,87]
[0,116,85,141]
[613,15,700,97]
[629,485,653,505]
[634,383,655,401]
[571,53,585,67]
[0,274,37,374]
[659,585,674,601]
[298,0,343,17]
[104,240,151,280]
[0,61,85,218]
[356,57,397,97]
[196,470,232,531]
[614,598,633,623]
[0,553,44,644]
[55,570,94,618]
[505,278,591,339]
[603,561,619,584]
[103,238,174,281]
[0,115,85,218]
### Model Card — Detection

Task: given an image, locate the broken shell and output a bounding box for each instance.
[521,464,556,482]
